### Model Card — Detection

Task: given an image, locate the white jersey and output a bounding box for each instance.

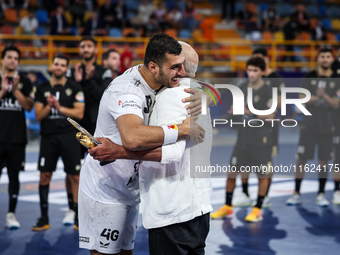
[139,78,213,229]
[79,65,156,205]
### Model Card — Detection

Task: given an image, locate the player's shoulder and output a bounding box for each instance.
[96,65,112,80]
[267,71,282,78]
[66,79,83,90]
[304,70,317,78]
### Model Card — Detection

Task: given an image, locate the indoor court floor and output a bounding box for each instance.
[0,127,339,255]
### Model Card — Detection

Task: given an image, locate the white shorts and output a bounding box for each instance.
[78,190,139,254]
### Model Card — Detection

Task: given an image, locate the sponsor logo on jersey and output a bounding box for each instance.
[120,100,141,109]
[44,91,51,97]
[134,80,141,87]
[79,236,90,243]
[0,98,22,111]
[18,82,23,90]
[75,92,85,102]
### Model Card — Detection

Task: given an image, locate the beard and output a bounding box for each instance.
[54,72,65,80]
[320,64,330,71]
[82,52,95,61]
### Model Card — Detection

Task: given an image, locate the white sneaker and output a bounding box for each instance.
[332,190,340,205]
[6,212,20,229]
[286,192,302,205]
[62,210,75,225]
[232,192,252,207]
[315,193,330,207]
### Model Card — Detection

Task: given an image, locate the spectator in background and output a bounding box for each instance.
[262,4,280,32]
[293,4,310,32]
[1,0,29,9]
[27,71,39,89]
[69,0,87,27]
[130,0,155,27]
[182,0,197,31]
[155,2,168,31]
[199,9,216,42]
[120,44,133,74]
[102,49,121,79]
[99,0,116,29]
[222,0,235,23]
[311,19,327,41]
[144,13,160,37]
[169,5,182,30]
[82,11,105,36]
[113,0,128,29]
[236,2,257,33]
[20,9,43,57]
[50,5,73,36]
[283,13,298,62]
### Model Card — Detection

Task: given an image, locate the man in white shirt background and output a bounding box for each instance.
[19,9,43,57]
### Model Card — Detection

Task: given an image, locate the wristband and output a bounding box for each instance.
[161,125,179,145]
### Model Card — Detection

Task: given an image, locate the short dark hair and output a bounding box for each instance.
[79,37,97,46]
[144,33,182,67]
[318,48,333,56]
[103,49,119,61]
[252,48,268,57]
[246,57,266,71]
[53,54,70,66]
[1,45,21,61]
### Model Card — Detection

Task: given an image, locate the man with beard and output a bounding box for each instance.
[32,54,85,231]
[286,48,340,206]
[102,49,121,80]
[64,37,111,225]
[0,45,34,229]
[78,34,205,255]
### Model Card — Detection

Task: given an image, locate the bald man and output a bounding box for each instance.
[139,42,213,255]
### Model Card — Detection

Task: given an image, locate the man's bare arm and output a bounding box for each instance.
[116,114,204,151]
[89,138,162,162]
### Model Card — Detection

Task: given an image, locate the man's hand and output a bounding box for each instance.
[11,75,20,92]
[181,116,205,144]
[88,138,123,162]
[85,65,95,80]
[74,64,83,82]
[1,75,9,94]
[182,88,204,116]
[316,88,325,98]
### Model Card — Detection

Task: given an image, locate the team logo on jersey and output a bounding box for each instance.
[75,92,85,102]
[18,82,23,90]
[265,80,271,86]
[330,81,336,89]
[254,95,260,103]
[44,91,51,97]
[75,165,81,171]
[317,80,326,89]
[267,99,273,108]
[66,88,72,96]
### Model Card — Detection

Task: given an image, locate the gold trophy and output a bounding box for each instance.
[76,132,95,149]
[67,118,114,166]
